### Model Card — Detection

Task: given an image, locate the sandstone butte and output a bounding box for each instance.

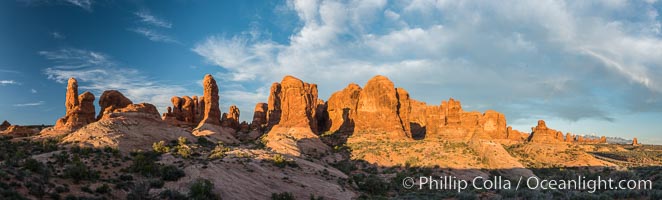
[53,77,96,132]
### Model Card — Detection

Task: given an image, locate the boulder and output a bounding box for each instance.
[2,125,38,137]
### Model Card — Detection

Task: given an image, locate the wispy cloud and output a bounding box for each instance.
[0,80,20,86]
[41,48,192,113]
[13,101,44,107]
[194,0,662,125]
[135,10,172,28]
[31,89,38,94]
[63,0,92,11]
[51,31,65,39]
[129,28,179,43]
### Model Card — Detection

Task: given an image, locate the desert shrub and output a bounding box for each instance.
[63,160,99,183]
[152,141,170,154]
[159,189,187,200]
[22,158,43,173]
[95,184,111,194]
[149,179,164,188]
[188,179,218,200]
[160,165,185,181]
[128,151,161,177]
[272,154,298,168]
[271,192,295,200]
[353,174,388,196]
[196,137,215,148]
[176,137,192,158]
[208,144,230,160]
[126,182,150,200]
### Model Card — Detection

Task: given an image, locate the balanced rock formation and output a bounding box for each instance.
[263,76,329,157]
[528,120,562,143]
[54,78,96,131]
[0,120,11,131]
[197,74,222,128]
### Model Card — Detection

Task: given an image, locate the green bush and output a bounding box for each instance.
[63,160,99,183]
[271,192,295,200]
[153,141,171,154]
[128,151,161,177]
[176,137,192,158]
[272,154,298,168]
[160,165,185,181]
[209,144,230,160]
[95,184,111,194]
[188,179,218,200]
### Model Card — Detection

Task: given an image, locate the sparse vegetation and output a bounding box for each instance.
[188,179,218,200]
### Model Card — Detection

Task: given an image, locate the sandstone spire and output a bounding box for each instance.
[54,78,96,131]
[197,74,221,128]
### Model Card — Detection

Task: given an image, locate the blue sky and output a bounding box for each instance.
[1,0,661,144]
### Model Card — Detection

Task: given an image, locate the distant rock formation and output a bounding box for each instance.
[528,120,562,143]
[54,78,96,131]
[0,120,11,131]
[2,125,38,137]
[263,76,329,157]
[632,137,639,146]
[197,74,222,128]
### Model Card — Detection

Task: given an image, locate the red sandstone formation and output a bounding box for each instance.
[324,83,361,133]
[221,105,240,129]
[528,120,562,143]
[263,76,329,156]
[632,137,639,146]
[197,74,222,128]
[2,125,38,137]
[267,76,320,129]
[97,90,133,119]
[480,110,508,140]
[354,75,409,138]
[251,103,268,129]
[54,78,96,131]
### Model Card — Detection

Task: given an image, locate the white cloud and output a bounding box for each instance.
[41,48,192,114]
[192,0,662,124]
[31,89,37,94]
[14,101,44,107]
[51,31,65,39]
[0,80,20,86]
[129,27,179,43]
[64,0,92,11]
[135,10,172,28]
